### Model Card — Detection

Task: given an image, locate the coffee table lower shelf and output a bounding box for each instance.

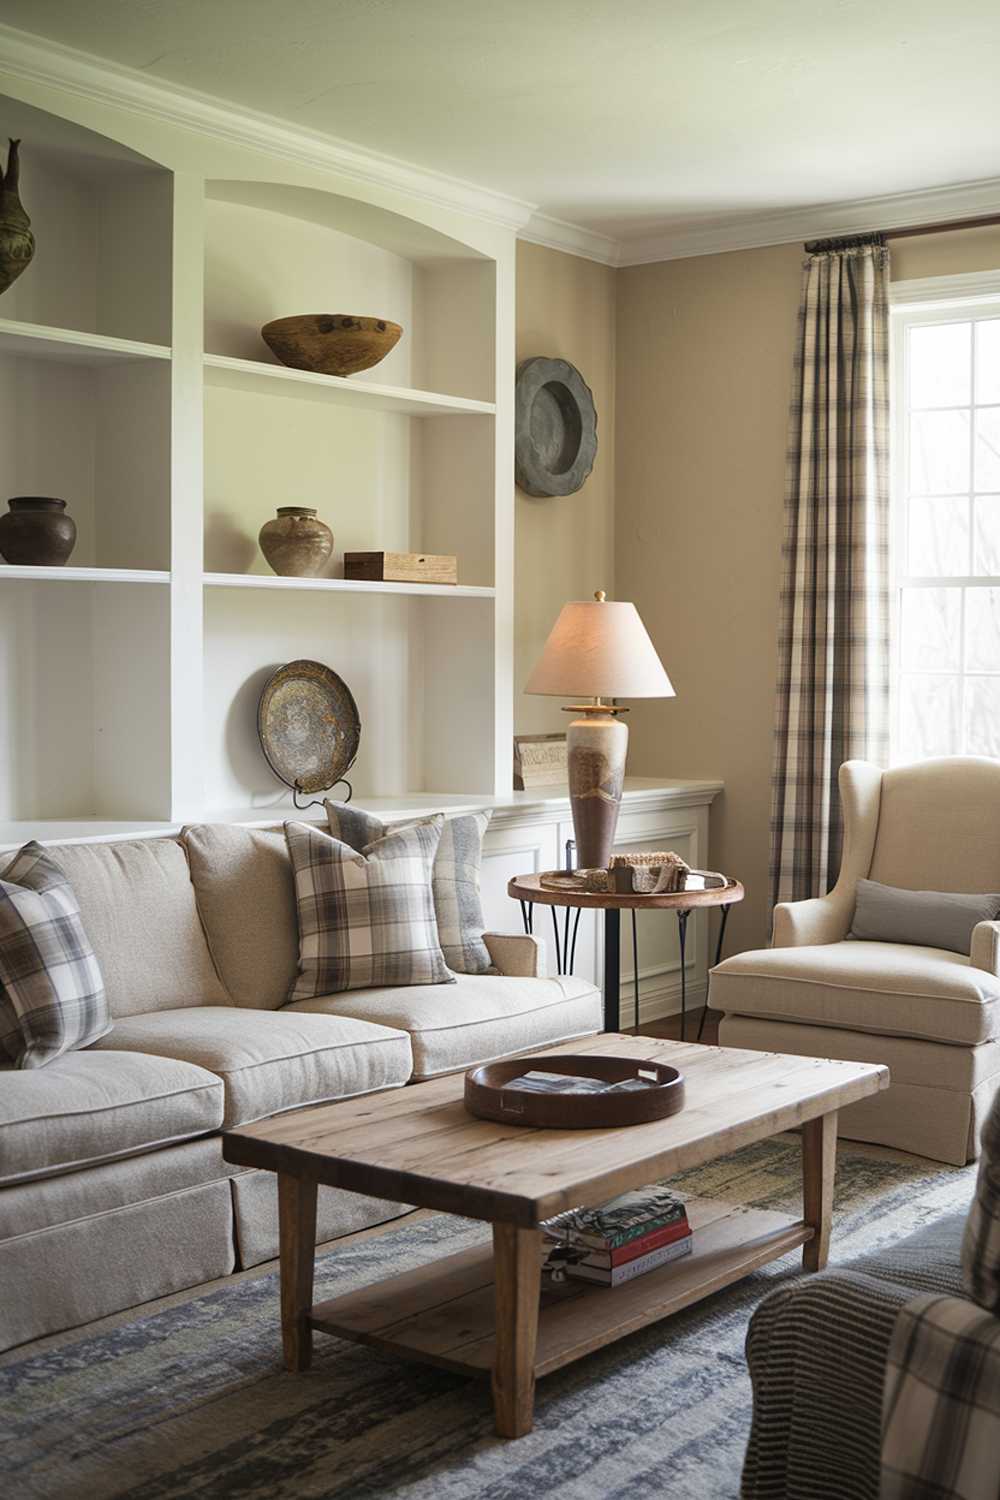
[309,1198,811,1383]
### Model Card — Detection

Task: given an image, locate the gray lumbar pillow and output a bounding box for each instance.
[851,878,1000,956]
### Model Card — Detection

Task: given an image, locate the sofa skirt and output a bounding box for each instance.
[718,1016,1000,1165]
[230,1167,412,1268]
[0,1137,238,1354]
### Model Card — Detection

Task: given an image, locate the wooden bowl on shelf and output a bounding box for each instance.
[261,314,403,377]
[464,1054,685,1130]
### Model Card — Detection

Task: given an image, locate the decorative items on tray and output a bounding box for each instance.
[464,1052,685,1128]
[543,1186,692,1288]
[538,852,727,895]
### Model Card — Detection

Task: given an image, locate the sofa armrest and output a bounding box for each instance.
[771,893,852,948]
[882,1293,1000,1500]
[971,919,1000,977]
[482,932,544,978]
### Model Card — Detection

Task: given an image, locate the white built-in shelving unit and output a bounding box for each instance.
[0,80,515,841]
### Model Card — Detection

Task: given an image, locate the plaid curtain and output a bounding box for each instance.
[770,237,890,907]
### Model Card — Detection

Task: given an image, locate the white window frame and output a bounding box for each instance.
[889,270,1000,764]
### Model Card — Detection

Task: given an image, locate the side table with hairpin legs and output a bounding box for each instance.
[507,873,744,1040]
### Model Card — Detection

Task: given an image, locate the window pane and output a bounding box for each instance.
[975,319,1000,405]
[975,408,1000,490]
[907,495,969,576]
[909,410,970,494]
[966,587,1000,670]
[898,675,960,759]
[974,496,1000,574]
[909,322,971,407]
[965,675,1000,757]
[900,587,961,671]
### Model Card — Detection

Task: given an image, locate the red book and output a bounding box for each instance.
[581,1215,690,1270]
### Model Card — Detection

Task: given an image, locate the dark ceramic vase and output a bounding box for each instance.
[0,139,35,297]
[0,497,77,566]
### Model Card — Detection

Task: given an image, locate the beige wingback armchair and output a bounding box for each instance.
[711,757,1000,1165]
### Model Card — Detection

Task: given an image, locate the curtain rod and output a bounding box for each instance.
[806,211,1000,253]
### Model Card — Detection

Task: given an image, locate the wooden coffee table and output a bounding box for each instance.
[223,1036,888,1439]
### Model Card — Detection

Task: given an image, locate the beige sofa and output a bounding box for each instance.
[711,758,1000,1166]
[0,823,601,1353]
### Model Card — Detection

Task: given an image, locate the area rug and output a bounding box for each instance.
[2,1136,973,1500]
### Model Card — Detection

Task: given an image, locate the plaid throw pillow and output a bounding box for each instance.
[962,1087,1000,1312]
[285,818,455,999]
[324,802,493,974]
[0,842,111,1069]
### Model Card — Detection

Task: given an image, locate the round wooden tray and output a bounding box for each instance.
[464,1054,685,1130]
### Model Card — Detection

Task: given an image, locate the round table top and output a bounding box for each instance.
[508,872,744,911]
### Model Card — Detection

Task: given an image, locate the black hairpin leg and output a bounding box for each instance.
[603,908,621,1032]
[550,907,563,975]
[676,909,690,1043]
[520,900,534,936]
[631,910,640,1029]
[697,902,732,1042]
[568,908,581,973]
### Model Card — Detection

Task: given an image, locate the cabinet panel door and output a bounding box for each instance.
[480,819,560,974]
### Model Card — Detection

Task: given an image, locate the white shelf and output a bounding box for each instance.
[203,572,494,599]
[0,820,177,851]
[0,566,170,585]
[0,318,171,366]
[204,353,495,417]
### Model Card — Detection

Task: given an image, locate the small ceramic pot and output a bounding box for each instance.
[258,506,334,578]
[0,496,76,566]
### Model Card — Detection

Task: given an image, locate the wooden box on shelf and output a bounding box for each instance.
[343,551,458,586]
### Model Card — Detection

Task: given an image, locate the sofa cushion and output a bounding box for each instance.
[286,973,602,1080]
[46,838,229,1016]
[0,843,111,1068]
[711,940,1000,1046]
[93,1007,413,1126]
[0,1050,224,1186]
[182,824,298,1009]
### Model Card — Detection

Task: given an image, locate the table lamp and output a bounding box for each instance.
[524,591,675,869]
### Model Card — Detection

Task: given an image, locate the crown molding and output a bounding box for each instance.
[3,22,999,271]
[617,176,1000,267]
[0,23,538,234]
[519,211,620,266]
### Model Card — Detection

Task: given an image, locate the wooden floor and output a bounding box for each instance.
[631,1006,720,1045]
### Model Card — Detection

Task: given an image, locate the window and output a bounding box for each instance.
[891,286,1000,762]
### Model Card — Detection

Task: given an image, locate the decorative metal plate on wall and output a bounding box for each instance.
[257,659,361,799]
[515,356,598,497]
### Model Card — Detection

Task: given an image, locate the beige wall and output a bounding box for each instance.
[613,226,1000,953]
[514,240,616,734]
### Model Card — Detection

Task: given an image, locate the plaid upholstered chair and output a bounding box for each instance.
[741,1089,1000,1500]
[711,757,1000,1165]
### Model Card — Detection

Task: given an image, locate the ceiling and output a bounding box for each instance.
[3,0,1000,259]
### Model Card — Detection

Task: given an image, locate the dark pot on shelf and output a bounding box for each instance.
[0,139,35,297]
[258,506,333,577]
[0,497,77,566]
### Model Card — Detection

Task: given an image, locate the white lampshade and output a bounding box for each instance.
[524,593,675,700]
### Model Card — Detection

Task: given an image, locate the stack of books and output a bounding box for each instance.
[543,1185,691,1287]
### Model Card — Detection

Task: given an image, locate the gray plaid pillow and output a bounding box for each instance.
[0,842,111,1069]
[285,818,455,999]
[962,1087,1000,1312]
[324,802,493,974]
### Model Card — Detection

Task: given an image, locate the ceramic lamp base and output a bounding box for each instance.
[567,711,628,869]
